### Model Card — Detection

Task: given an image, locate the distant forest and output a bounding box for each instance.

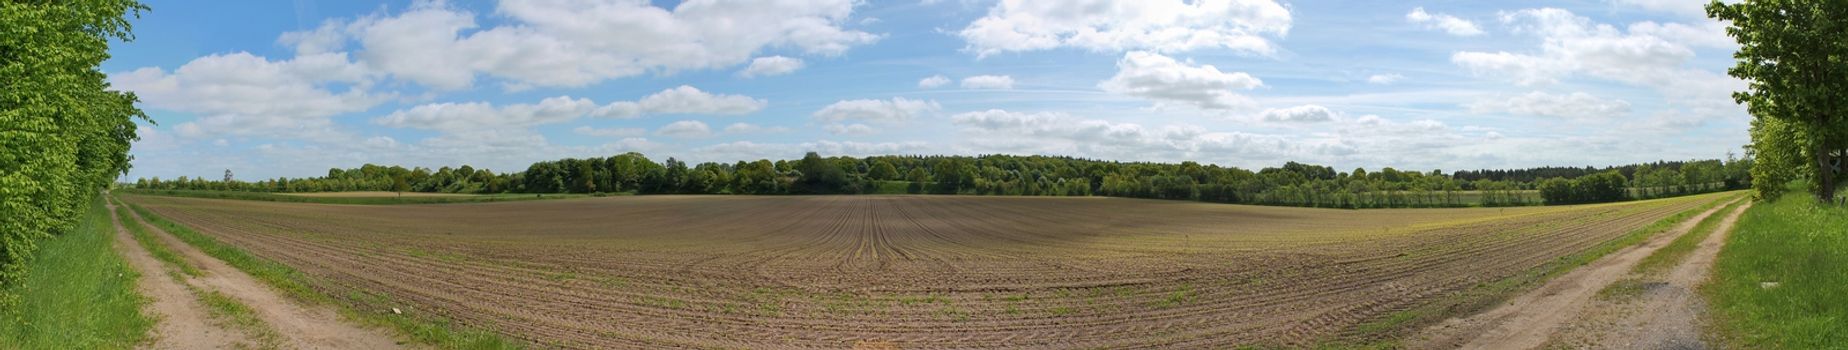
[127,153,1751,208]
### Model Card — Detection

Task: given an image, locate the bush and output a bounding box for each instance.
[0,0,148,290]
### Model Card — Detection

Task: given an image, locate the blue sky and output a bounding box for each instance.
[106,0,1748,181]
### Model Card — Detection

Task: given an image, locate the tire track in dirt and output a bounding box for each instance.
[1411,197,1740,350]
[119,203,404,349]
[1541,201,1752,349]
[106,200,255,350]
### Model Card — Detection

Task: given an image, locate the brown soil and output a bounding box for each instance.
[118,200,404,349]
[1410,197,1740,350]
[278,191,478,198]
[117,193,1725,349]
[108,201,255,349]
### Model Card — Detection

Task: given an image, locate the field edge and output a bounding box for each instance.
[116,194,525,350]
[1329,191,1741,348]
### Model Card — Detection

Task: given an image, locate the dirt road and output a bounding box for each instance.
[1411,198,1740,349]
[112,198,403,349]
[1542,201,1752,349]
[108,201,255,349]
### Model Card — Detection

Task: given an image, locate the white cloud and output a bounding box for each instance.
[110,52,386,140]
[1466,91,1632,119]
[277,20,347,55]
[1366,73,1404,85]
[1258,105,1336,123]
[689,140,929,162]
[720,122,790,134]
[1406,7,1484,36]
[375,95,597,132]
[960,75,1015,89]
[958,0,1292,57]
[1451,8,1743,124]
[572,126,646,137]
[823,123,878,135]
[950,109,1350,163]
[594,85,767,119]
[338,0,878,90]
[918,74,951,88]
[656,120,713,138]
[1098,51,1262,110]
[738,56,805,78]
[813,97,940,123]
[1454,8,1695,87]
[1610,0,1710,18]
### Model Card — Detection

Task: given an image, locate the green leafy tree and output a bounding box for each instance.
[0,0,148,288]
[1709,0,1848,202]
[868,160,899,180]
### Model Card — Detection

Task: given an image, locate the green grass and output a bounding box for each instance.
[1343,192,1739,346]
[117,189,587,205]
[1705,189,1848,349]
[121,198,522,349]
[193,286,283,349]
[112,200,201,277]
[0,196,152,349]
[1633,199,1747,275]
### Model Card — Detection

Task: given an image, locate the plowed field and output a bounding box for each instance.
[116,193,1722,349]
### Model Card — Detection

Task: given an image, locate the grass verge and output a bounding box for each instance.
[1705,190,1848,349]
[1329,191,1740,348]
[119,197,523,349]
[117,189,587,205]
[1633,199,1748,275]
[0,196,152,349]
[112,199,201,277]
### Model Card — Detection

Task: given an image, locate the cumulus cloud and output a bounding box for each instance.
[327,0,878,90]
[1258,105,1337,123]
[1098,51,1262,110]
[960,75,1015,89]
[573,126,646,137]
[375,86,760,136]
[1466,91,1632,119]
[958,0,1292,57]
[1406,7,1484,36]
[812,97,940,123]
[656,120,713,138]
[1453,8,1694,87]
[375,96,597,132]
[689,140,929,162]
[110,52,387,141]
[1366,73,1404,85]
[918,74,951,88]
[1450,8,1742,124]
[950,109,1351,163]
[823,123,878,135]
[738,56,805,78]
[720,123,790,134]
[594,85,767,119]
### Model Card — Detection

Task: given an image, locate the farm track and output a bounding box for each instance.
[118,193,1723,349]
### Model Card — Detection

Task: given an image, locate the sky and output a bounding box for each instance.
[104,0,1750,181]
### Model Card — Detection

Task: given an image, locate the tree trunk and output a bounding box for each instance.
[1819,142,1838,204]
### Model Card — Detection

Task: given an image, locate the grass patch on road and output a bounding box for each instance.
[113,200,200,277]
[1706,191,1848,349]
[1632,199,1747,275]
[121,198,522,350]
[0,196,151,349]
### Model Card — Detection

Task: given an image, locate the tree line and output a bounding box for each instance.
[131,152,1752,209]
[2,0,148,290]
